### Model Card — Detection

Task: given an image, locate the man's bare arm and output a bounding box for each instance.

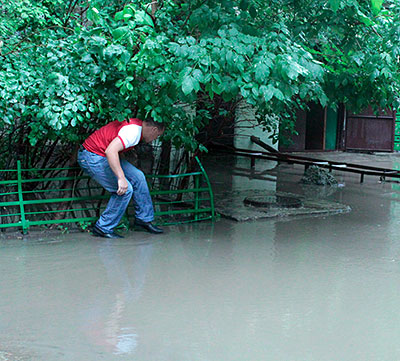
[105,137,128,196]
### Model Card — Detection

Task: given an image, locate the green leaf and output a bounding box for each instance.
[239,0,249,10]
[192,78,201,92]
[87,7,100,23]
[112,26,129,40]
[211,61,220,70]
[329,0,340,11]
[370,69,380,80]
[135,10,154,28]
[81,54,92,63]
[104,44,125,58]
[212,73,222,83]
[91,36,107,46]
[182,76,194,95]
[249,5,257,18]
[222,92,234,102]
[287,62,307,80]
[358,11,374,26]
[226,50,235,66]
[77,102,86,111]
[198,144,208,153]
[320,93,328,107]
[371,0,384,15]
[299,84,309,99]
[115,11,124,21]
[187,36,196,45]
[260,84,275,102]
[255,63,270,83]
[192,69,204,83]
[123,6,135,19]
[212,82,223,95]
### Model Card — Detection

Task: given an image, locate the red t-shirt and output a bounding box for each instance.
[83,118,143,157]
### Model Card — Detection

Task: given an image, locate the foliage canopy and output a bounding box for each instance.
[1,0,400,168]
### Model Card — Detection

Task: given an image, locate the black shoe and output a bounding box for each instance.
[92,225,124,239]
[134,219,164,234]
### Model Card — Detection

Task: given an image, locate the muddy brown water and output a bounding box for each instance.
[1,152,400,360]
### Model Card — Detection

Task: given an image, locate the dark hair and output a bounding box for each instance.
[143,118,166,131]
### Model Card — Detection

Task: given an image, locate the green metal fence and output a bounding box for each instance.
[0,156,215,234]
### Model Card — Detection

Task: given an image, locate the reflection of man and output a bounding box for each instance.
[78,118,165,238]
[81,241,154,356]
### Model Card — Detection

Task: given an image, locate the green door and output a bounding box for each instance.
[325,107,338,150]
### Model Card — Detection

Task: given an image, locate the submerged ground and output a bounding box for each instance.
[1,152,400,361]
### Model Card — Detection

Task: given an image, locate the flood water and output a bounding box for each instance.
[2,153,400,360]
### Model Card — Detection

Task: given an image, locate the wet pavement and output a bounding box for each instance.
[2,152,400,360]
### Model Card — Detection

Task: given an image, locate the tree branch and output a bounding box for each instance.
[63,0,80,27]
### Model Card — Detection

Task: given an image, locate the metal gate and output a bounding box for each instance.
[345,107,395,152]
[0,157,215,234]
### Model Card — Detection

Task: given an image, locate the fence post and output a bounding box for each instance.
[195,156,215,218]
[17,161,28,234]
[194,174,200,221]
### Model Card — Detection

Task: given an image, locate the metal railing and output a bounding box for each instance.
[211,139,400,184]
[0,157,215,234]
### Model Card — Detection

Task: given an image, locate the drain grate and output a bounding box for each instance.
[243,195,302,209]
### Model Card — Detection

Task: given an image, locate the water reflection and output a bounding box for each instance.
[81,240,153,356]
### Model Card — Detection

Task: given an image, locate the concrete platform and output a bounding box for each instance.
[215,189,351,222]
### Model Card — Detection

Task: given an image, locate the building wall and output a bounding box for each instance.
[233,100,278,192]
[234,100,279,152]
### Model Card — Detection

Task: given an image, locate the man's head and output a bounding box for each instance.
[141,118,165,143]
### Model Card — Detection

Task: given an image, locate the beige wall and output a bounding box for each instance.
[234,100,279,151]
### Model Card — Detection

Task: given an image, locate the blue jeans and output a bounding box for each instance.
[77,149,154,233]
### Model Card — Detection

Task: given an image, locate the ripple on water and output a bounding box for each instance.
[0,349,34,361]
[0,232,163,275]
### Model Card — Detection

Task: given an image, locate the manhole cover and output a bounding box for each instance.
[243,195,302,209]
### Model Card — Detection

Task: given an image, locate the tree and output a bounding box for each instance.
[1,0,400,170]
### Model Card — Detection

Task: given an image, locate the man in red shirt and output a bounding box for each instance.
[78,118,165,238]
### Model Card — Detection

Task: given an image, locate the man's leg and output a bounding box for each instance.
[96,184,133,233]
[120,160,154,222]
[78,150,133,233]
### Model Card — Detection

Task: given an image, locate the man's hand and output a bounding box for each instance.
[117,177,128,196]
